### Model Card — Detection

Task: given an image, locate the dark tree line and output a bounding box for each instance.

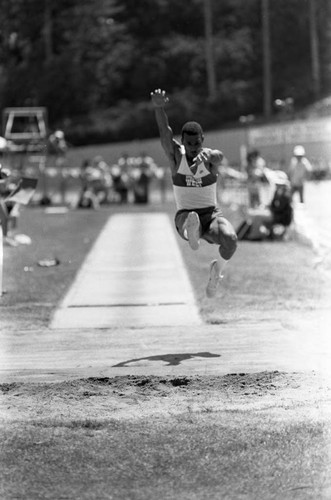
[0,0,330,145]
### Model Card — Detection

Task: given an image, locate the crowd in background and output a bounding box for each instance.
[77,152,166,209]
[0,126,167,210]
[0,131,327,246]
[0,147,167,245]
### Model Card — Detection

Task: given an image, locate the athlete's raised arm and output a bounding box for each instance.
[151,89,180,170]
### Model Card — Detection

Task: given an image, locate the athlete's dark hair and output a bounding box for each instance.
[181,121,204,140]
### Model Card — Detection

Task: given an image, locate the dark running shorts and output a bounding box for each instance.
[174,205,224,240]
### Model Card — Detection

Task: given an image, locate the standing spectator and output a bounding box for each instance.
[132,152,157,204]
[43,130,68,206]
[246,149,269,208]
[48,130,68,164]
[288,145,312,203]
[0,165,22,243]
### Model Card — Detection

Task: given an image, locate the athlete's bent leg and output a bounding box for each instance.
[175,210,201,249]
[204,216,238,260]
[175,210,190,240]
[185,211,200,250]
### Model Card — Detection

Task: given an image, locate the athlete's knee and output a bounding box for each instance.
[218,230,237,260]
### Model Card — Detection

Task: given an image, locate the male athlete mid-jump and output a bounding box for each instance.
[151,88,237,297]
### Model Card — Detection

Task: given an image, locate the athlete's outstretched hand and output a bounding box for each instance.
[192,149,210,167]
[151,88,169,108]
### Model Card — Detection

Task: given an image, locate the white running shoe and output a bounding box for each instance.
[186,211,200,250]
[206,259,222,298]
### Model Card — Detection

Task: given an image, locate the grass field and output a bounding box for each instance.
[2,391,330,500]
[1,199,330,331]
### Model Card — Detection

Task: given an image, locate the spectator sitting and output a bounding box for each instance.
[111,153,134,203]
[237,172,293,241]
[270,177,293,228]
[78,159,100,209]
[132,152,158,204]
[91,156,113,204]
[0,165,37,245]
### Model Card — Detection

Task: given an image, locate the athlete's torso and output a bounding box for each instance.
[172,146,218,210]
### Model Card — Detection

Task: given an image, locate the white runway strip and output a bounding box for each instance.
[51,213,201,329]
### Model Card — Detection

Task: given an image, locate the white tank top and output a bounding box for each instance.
[172,146,218,210]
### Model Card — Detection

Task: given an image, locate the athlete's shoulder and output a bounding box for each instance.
[172,140,184,164]
[164,139,182,174]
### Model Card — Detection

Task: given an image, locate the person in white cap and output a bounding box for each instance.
[288,145,312,203]
[151,88,237,298]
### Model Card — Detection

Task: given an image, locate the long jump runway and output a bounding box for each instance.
[51,212,202,329]
[2,211,331,382]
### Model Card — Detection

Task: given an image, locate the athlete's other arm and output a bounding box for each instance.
[192,148,223,175]
[151,89,180,173]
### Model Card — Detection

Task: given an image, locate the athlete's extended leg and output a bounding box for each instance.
[206,259,221,298]
[203,213,237,297]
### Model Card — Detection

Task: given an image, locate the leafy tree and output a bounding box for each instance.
[0,0,329,143]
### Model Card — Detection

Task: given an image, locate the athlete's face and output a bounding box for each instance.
[182,133,204,160]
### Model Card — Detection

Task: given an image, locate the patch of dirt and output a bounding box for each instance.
[1,371,331,423]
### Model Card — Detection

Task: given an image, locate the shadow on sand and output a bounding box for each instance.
[113,352,221,367]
